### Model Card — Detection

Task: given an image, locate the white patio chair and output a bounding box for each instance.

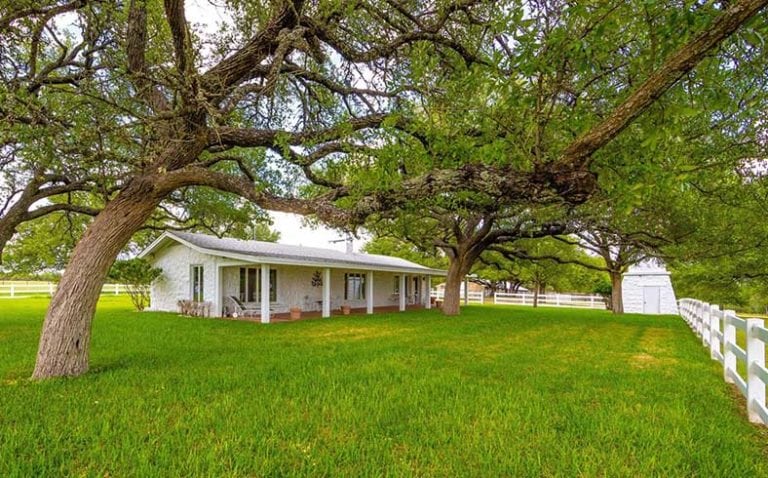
[226,296,260,318]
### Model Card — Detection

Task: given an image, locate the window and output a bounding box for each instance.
[239,267,277,302]
[191,265,204,302]
[345,273,365,300]
[240,267,258,302]
[266,269,277,302]
[394,275,400,293]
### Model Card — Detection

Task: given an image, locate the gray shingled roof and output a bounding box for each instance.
[157,231,444,275]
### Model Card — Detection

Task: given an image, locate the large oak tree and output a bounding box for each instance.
[2,0,500,378]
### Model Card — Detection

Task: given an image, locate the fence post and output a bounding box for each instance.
[555,294,560,306]
[9,284,14,298]
[114,284,119,295]
[702,303,711,347]
[48,282,54,296]
[697,302,704,338]
[493,292,497,305]
[521,293,526,305]
[709,305,720,360]
[690,301,695,327]
[745,318,766,424]
[480,293,484,305]
[590,296,595,308]
[723,310,737,384]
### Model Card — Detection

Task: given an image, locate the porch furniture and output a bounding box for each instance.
[226,296,261,318]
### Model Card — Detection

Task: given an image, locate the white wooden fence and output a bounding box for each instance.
[679,298,767,425]
[0,281,127,298]
[430,290,485,304]
[429,290,606,309]
[494,292,606,309]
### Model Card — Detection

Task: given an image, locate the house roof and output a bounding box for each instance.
[140,231,446,275]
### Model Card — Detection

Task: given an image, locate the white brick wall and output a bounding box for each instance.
[148,243,220,313]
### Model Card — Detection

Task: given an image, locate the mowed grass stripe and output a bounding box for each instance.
[0,297,766,477]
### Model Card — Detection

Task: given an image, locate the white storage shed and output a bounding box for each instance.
[622,261,678,315]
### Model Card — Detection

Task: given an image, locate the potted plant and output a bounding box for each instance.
[289,306,302,320]
[340,304,351,315]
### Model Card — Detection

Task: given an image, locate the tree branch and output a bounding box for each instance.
[154,167,349,226]
[163,0,193,76]
[489,246,610,273]
[209,113,389,149]
[126,0,169,111]
[201,0,305,99]
[556,0,768,171]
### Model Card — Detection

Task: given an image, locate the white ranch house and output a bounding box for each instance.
[140,232,445,322]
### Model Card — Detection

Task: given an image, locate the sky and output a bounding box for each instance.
[270,212,364,252]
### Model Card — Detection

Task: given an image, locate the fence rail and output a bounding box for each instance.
[0,281,126,298]
[428,290,606,309]
[494,292,606,309]
[430,290,485,304]
[679,298,767,425]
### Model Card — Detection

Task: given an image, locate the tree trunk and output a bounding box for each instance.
[32,181,163,379]
[533,285,539,308]
[610,271,624,314]
[442,256,473,316]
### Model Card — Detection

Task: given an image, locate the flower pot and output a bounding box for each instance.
[289,307,302,320]
[341,305,351,315]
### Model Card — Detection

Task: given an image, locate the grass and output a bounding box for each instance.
[1,297,766,477]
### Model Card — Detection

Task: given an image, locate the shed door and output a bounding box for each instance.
[643,287,661,314]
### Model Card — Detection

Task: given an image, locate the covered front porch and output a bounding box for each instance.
[227,303,428,323]
[211,262,434,323]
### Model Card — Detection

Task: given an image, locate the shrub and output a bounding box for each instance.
[108,258,162,311]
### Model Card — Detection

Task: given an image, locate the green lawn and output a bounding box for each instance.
[1,297,766,477]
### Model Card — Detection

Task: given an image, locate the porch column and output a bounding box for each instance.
[213,265,223,317]
[463,276,469,306]
[425,276,432,309]
[322,267,331,318]
[366,271,374,314]
[260,263,270,323]
[399,274,406,312]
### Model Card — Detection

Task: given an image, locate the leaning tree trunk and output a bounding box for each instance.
[442,256,474,316]
[610,271,624,314]
[32,181,163,379]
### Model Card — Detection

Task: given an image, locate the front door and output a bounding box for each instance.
[643,287,661,314]
[412,277,420,305]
